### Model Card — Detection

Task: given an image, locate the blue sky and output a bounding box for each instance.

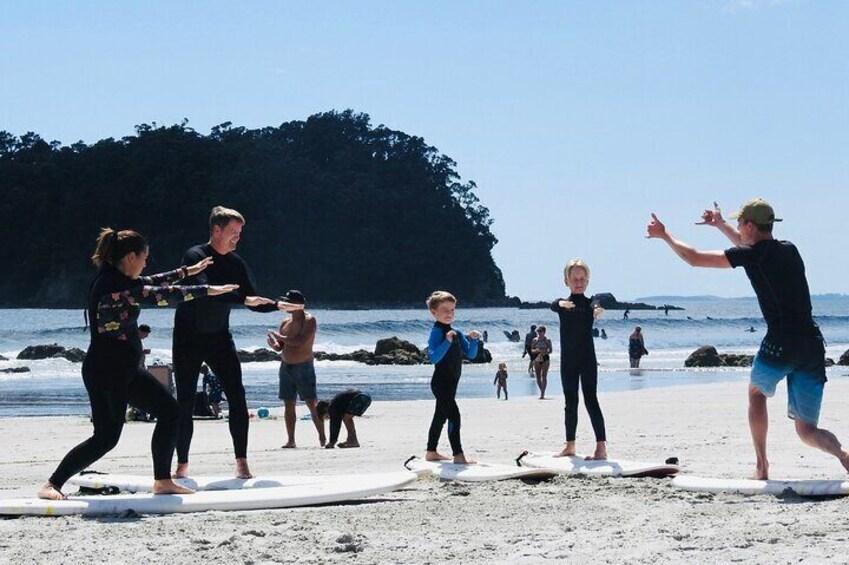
[2,1,847,300]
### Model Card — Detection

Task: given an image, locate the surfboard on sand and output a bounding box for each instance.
[405,456,556,482]
[517,451,679,478]
[68,472,368,493]
[0,471,419,517]
[671,475,849,497]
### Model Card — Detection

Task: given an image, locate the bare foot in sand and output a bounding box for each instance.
[425,450,451,462]
[235,458,253,479]
[281,441,297,449]
[173,463,189,479]
[37,483,66,501]
[554,441,577,457]
[153,479,195,495]
[750,463,769,480]
[585,442,607,461]
[338,441,360,448]
[453,453,476,465]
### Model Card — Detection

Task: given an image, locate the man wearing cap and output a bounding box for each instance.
[646,199,849,480]
[266,290,326,448]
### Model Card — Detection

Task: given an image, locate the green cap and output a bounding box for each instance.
[729,198,782,224]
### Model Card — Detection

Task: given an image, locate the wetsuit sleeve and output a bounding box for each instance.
[428,327,451,364]
[724,246,755,268]
[102,284,210,310]
[237,257,278,312]
[550,299,562,312]
[140,268,186,286]
[458,332,480,360]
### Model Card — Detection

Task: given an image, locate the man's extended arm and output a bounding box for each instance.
[696,202,742,247]
[647,213,731,269]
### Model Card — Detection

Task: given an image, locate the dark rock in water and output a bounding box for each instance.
[18,343,66,360]
[1,366,30,373]
[825,358,835,367]
[592,293,682,311]
[0,354,7,361]
[374,336,421,356]
[237,348,279,363]
[839,349,849,366]
[685,346,754,368]
[53,348,86,363]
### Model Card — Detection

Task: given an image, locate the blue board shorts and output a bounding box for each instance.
[278,361,317,402]
[750,354,825,425]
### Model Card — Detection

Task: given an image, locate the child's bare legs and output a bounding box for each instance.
[305,399,327,446]
[338,414,359,448]
[282,400,297,448]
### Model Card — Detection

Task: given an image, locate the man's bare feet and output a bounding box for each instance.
[37,483,66,501]
[173,463,189,479]
[750,464,769,480]
[453,453,477,465]
[424,450,451,462]
[338,441,360,448]
[554,441,577,458]
[235,458,253,479]
[281,441,297,449]
[153,479,196,495]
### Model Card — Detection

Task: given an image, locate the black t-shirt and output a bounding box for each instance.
[724,240,818,336]
[550,293,596,365]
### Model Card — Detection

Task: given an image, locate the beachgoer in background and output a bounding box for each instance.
[483,330,488,343]
[267,290,325,448]
[38,228,238,501]
[600,329,608,340]
[493,362,509,400]
[628,327,649,368]
[647,199,849,479]
[523,324,538,375]
[664,305,670,316]
[623,309,630,319]
[424,290,482,465]
[201,364,225,418]
[172,206,278,480]
[746,326,756,333]
[531,326,553,399]
[138,324,151,368]
[317,389,372,448]
[551,259,608,461]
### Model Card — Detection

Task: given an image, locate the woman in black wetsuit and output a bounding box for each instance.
[38,228,238,501]
[550,259,608,461]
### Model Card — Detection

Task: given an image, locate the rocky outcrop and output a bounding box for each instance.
[839,349,849,366]
[54,348,85,363]
[374,337,420,356]
[237,348,280,363]
[0,354,7,361]
[1,366,30,373]
[17,344,66,360]
[685,346,754,368]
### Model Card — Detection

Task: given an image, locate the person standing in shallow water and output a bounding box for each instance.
[551,259,608,461]
[531,326,552,399]
[628,327,648,368]
[39,228,238,501]
[172,206,280,480]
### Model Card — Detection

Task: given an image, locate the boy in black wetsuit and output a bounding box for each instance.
[551,259,608,461]
[424,291,482,465]
[317,390,372,448]
[648,200,849,479]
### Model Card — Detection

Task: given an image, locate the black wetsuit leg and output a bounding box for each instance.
[561,364,580,442]
[174,335,205,464]
[426,376,463,455]
[580,361,606,442]
[204,334,249,459]
[127,367,180,479]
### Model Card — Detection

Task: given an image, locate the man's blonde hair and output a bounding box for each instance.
[564,259,591,280]
[426,290,457,310]
[209,206,245,232]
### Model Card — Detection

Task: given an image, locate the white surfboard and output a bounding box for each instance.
[405,456,556,482]
[672,475,849,497]
[68,472,356,493]
[517,452,679,478]
[0,471,419,517]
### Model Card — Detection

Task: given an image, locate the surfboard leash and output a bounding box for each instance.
[515,451,529,467]
[403,455,417,470]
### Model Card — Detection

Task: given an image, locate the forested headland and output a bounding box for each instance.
[0,110,509,308]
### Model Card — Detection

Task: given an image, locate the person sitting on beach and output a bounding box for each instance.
[424,290,482,465]
[267,290,326,448]
[628,327,649,368]
[39,228,238,501]
[317,389,372,448]
[551,259,608,461]
[647,199,849,479]
[493,362,509,400]
[531,326,553,399]
[201,364,225,418]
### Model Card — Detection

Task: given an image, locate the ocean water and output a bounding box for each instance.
[1,297,848,417]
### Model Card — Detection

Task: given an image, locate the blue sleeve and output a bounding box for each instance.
[458,331,480,360]
[428,327,451,364]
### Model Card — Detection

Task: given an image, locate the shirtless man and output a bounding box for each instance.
[647,199,849,479]
[267,290,326,447]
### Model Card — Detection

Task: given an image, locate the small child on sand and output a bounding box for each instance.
[425,290,482,465]
[493,362,508,400]
[317,389,372,448]
[550,259,608,460]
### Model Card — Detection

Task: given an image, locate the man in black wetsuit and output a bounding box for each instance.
[648,199,849,479]
[173,206,280,479]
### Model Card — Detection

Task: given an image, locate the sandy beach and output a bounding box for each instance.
[2,378,849,564]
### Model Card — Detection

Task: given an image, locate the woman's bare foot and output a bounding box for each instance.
[750,464,769,480]
[424,450,451,462]
[338,441,360,448]
[37,483,66,501]
[585,442,607,461]
[281,441,297,449]
[453,453,477,465]
[153,479,196,495]
[173,463,190,479]
[235,458,253,479]
[555,442,577,458]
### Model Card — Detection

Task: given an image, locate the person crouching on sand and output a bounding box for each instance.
[424,291,482,465]
[39,228,238,500]
[551,259,608,461]
[317,389,372,448]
